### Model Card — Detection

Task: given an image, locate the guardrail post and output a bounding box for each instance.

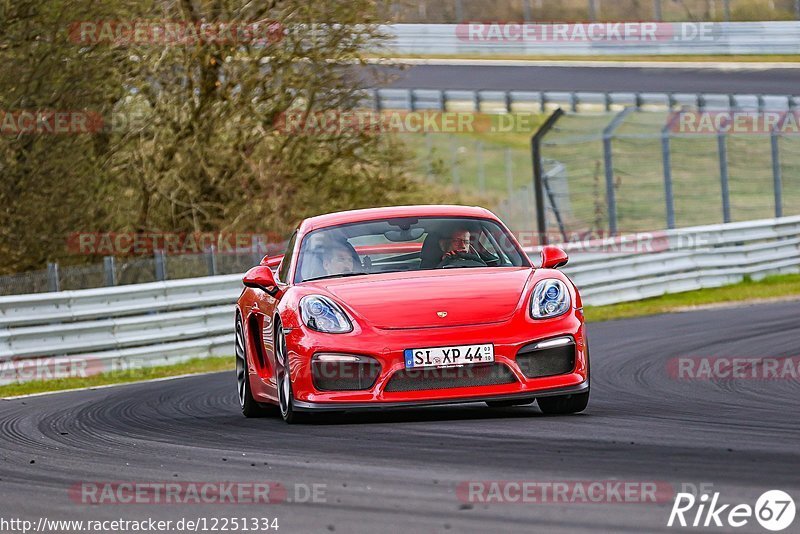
[407,90,415,111]
[531,108,565,245]
[717,118,732,224]
[373,89,382,112]
[206,245,219,276]
[154,250,167,281]
[770,112,788,218]
[504,91,512,113]
[437,90,446,111]
[47,262,60,292]
[103,256,117,286]
[602,107,634,236]
[661,113,679,229]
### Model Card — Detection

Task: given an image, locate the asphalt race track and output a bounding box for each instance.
[1,300,798,533]
[375,64,800,94]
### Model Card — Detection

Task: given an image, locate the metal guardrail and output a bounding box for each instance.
[383,22,800,56]
[1,216,798,384]
[371,88,800,113]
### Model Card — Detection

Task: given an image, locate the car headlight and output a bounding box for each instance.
[530,279,571,319]
[300,295,353,333]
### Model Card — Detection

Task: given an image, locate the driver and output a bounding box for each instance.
[322,241,359,276]
[437,227,487,268]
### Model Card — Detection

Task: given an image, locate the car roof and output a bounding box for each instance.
[298,205,499,233]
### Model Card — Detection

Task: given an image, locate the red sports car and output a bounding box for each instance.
[235,205,589,423]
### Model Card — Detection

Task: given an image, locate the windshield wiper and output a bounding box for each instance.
[303,272,367,282]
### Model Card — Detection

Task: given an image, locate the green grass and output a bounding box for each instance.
[3,275,800,399]
[584,273,800,322]
[0,356,232,398]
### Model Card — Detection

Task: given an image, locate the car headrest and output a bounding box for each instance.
[419,232,444,269]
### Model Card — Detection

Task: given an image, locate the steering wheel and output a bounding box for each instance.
[439,251,488,269]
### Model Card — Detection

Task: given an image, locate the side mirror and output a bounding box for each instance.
[243,265,279,296]
[540,245,569,269]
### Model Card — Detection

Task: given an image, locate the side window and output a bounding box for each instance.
[277,232,297,283]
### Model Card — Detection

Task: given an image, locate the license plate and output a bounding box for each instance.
[404,343,494,370]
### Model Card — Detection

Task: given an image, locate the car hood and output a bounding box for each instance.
[317,268,533,329]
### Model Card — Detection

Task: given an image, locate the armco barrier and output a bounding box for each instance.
[382,22,800,56]
[1,216,798,384]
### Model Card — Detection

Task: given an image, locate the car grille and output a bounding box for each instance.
[312,361,381,391]
[384,363,517,392]
[516,342,576,379]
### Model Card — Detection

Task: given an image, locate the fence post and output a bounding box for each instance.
[47,262,60,292]
[531,108,565,245]
[103,256,117,286]
[154,250,167,281]
[523,0,533,21]
[796,0,800,20]
[723,0,731,21]
[654,0,662,21]
[602,107,634,236]
[450,136,461,191]
[588,0,598,21]
[477,140,486,193]
[505,148,513,201]
[716,118,732,224]
[661,113,680,229]
[455,0,464,21]
[770,112,787,218]
[206,245,219,276]
[424,133,434,181]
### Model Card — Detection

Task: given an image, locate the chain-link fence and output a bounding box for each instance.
[0,250,266,297]
[536,109,800,239]
[379,0,800,22]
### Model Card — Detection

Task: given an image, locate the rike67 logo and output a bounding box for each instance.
[668,490,796,531]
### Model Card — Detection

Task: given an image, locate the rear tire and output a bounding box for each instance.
[236,315,274,418]
[537,390,589,415]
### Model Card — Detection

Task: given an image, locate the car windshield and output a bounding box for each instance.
[294,216,529,283]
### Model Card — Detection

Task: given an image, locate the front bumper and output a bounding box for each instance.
[293,381,588,412]
[284,309,588,407]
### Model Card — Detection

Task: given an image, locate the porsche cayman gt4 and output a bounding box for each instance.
[235,205,589,423]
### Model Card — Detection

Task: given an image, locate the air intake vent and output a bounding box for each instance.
[385,364,517,392]
[516,341,575,379]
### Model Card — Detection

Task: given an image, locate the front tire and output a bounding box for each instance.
[236,315,273,418]
[275,319,305,424]
[537,390,589,415]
